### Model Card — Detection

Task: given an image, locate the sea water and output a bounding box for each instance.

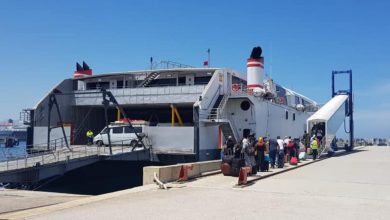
[0,141,27,161]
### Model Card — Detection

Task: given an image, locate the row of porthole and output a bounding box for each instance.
[240,100,296,121]
[286,111,296,121]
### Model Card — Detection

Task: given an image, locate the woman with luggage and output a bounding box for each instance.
[287,140,295,161]
[242,137,256,174]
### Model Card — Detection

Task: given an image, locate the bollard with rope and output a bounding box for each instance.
[177,164,193,182]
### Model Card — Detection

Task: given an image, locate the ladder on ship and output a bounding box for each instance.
[205,93,238,143]
[138,72,160,87]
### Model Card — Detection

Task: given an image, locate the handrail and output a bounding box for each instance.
[0,138,152,171]
[199,70,221,109]
[227,117,239,142]
[204,86,221,110]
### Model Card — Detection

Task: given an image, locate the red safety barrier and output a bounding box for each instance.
[178,164,193,182]
[238,166,251,185]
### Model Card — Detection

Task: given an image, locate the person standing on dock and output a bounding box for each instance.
[255,137,266,171]
[268,138,278,168]
[302,130,310,151]
[311,138,319,160]
[225,136,235,155]
[242,137,256,174]
[276,136,285,168]
[86,130,94,145]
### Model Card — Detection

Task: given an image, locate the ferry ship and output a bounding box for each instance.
[24,46,322,161]
[0,122,27,141]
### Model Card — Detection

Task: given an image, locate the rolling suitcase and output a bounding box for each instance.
[221,163,232,176]
[290,157,298,165]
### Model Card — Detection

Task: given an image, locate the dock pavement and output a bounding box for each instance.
[1,146,390,220]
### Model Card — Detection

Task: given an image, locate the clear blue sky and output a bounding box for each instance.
[0,0,389,138]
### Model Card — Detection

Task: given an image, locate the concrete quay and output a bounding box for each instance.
[2,146,389,220]
[0,190,87,214]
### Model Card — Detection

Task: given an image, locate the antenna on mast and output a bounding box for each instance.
[207,48,210,67]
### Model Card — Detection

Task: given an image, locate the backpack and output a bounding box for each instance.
[245,145,255,156]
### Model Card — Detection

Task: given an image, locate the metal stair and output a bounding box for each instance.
[318,141,329,157]
[208,95,224,120]
[220,122,237,143]
[138,72,160,87]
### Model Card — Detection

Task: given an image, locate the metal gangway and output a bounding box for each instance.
[307,70,354,156]
[0,136,151,183]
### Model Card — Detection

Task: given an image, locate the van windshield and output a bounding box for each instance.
[124,126,142,133]
[101,128,108,134]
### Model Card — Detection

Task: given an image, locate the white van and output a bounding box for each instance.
[93,124,143,146]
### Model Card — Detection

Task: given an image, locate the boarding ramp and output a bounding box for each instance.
[307,94,349,156]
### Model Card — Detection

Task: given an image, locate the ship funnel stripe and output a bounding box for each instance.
[247,63,263,68]
[246,59,264,68]
[247,84,264,89]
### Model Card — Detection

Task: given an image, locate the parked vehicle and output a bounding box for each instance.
[93,122,144,147]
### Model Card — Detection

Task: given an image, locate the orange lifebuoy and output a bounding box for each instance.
[232,84,241,92]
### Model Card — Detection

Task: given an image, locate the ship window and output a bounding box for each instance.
[92,82,109,89]
[178,77,186,85]
[86,82,97,90]
[241,101,250,111]
[293,113,296,121]
[194,76,212,85]
[117,80,124,89]
[112,127,123,134]
[285,111,289,120]
[295,96,300,105]
[148,78,176,87]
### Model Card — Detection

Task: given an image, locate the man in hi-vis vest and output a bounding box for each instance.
[86,130,94,145]
[311,138,319,160]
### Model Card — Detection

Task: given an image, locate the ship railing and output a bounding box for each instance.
[74,85,206,106]
[75,85,206,97]
[0,136,152,172]
[227,116,240,143]
[199,108,226,121]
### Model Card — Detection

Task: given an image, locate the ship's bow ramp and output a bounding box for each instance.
[307,94,349,153]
